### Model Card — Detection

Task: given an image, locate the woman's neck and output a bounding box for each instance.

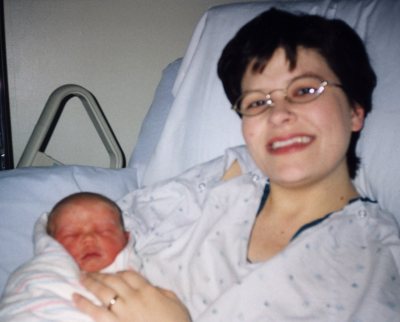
[265,170,359,225]
[248,176,358,263]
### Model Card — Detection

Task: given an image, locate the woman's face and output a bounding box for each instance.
[52,198,129,272]
[241,47,364,188]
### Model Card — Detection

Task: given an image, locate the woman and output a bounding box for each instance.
[74,8,400,322]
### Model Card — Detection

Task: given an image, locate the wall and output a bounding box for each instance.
[4,0,256,167]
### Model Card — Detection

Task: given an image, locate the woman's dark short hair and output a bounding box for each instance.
[217,8,376,178]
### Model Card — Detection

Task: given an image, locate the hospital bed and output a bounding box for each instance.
[1,0,400,294]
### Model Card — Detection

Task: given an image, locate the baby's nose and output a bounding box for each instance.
[82,232,97,243]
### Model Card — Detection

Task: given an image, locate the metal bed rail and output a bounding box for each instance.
[17,84,125,168]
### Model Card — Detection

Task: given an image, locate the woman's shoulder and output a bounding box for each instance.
[177,145,260,182]
[328,198,400,247]
[343,197,398,226]
[134,145,261,193]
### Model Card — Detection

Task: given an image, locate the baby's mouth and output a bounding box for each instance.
[81,251,101,261]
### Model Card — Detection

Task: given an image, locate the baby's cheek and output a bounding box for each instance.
[106,240,126,258]
[60,240,81,259]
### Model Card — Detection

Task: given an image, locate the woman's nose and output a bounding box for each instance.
[267,97,296,125]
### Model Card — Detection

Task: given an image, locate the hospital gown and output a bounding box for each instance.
[120,145,400,322]
[0,212,141,322]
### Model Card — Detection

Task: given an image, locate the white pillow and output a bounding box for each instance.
[129,58,182,187]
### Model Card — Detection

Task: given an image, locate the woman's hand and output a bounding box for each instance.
[73,270,191,322]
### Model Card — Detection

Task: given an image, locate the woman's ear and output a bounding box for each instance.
[351,104,365,132]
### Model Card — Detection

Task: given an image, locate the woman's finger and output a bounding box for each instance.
[85,271,148,298]
[115,270,150,289]
[157,287,180,300]
[80,273,122,307]
[73,293,116,322]
[80,270,150,313]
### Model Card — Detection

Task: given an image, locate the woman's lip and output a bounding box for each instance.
[267,135,315,154]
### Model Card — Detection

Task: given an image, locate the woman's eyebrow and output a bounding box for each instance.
[291,72,323,80]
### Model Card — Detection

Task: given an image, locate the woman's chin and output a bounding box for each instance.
[268,169,317,189]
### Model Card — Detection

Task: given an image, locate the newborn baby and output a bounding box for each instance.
[46,192,130,272]
[0,192,140,322]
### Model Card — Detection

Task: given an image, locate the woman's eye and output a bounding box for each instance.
[246,99,268,109]
[293,86,317,97]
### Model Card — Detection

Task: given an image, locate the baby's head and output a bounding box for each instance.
[47,192,129,272]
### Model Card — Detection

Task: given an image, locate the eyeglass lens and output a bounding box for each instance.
[238,76,325,116]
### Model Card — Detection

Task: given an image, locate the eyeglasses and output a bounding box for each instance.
[232,76,343,117]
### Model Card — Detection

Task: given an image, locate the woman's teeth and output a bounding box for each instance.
[271,136,311,149]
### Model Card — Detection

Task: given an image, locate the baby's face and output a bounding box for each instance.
[51,199,129,272]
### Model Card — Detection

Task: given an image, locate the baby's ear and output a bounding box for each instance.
[124,231,130,241]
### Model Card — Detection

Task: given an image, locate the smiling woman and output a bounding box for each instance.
[238,46,363,260]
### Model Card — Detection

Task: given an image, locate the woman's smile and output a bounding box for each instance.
[267,134,315,154]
